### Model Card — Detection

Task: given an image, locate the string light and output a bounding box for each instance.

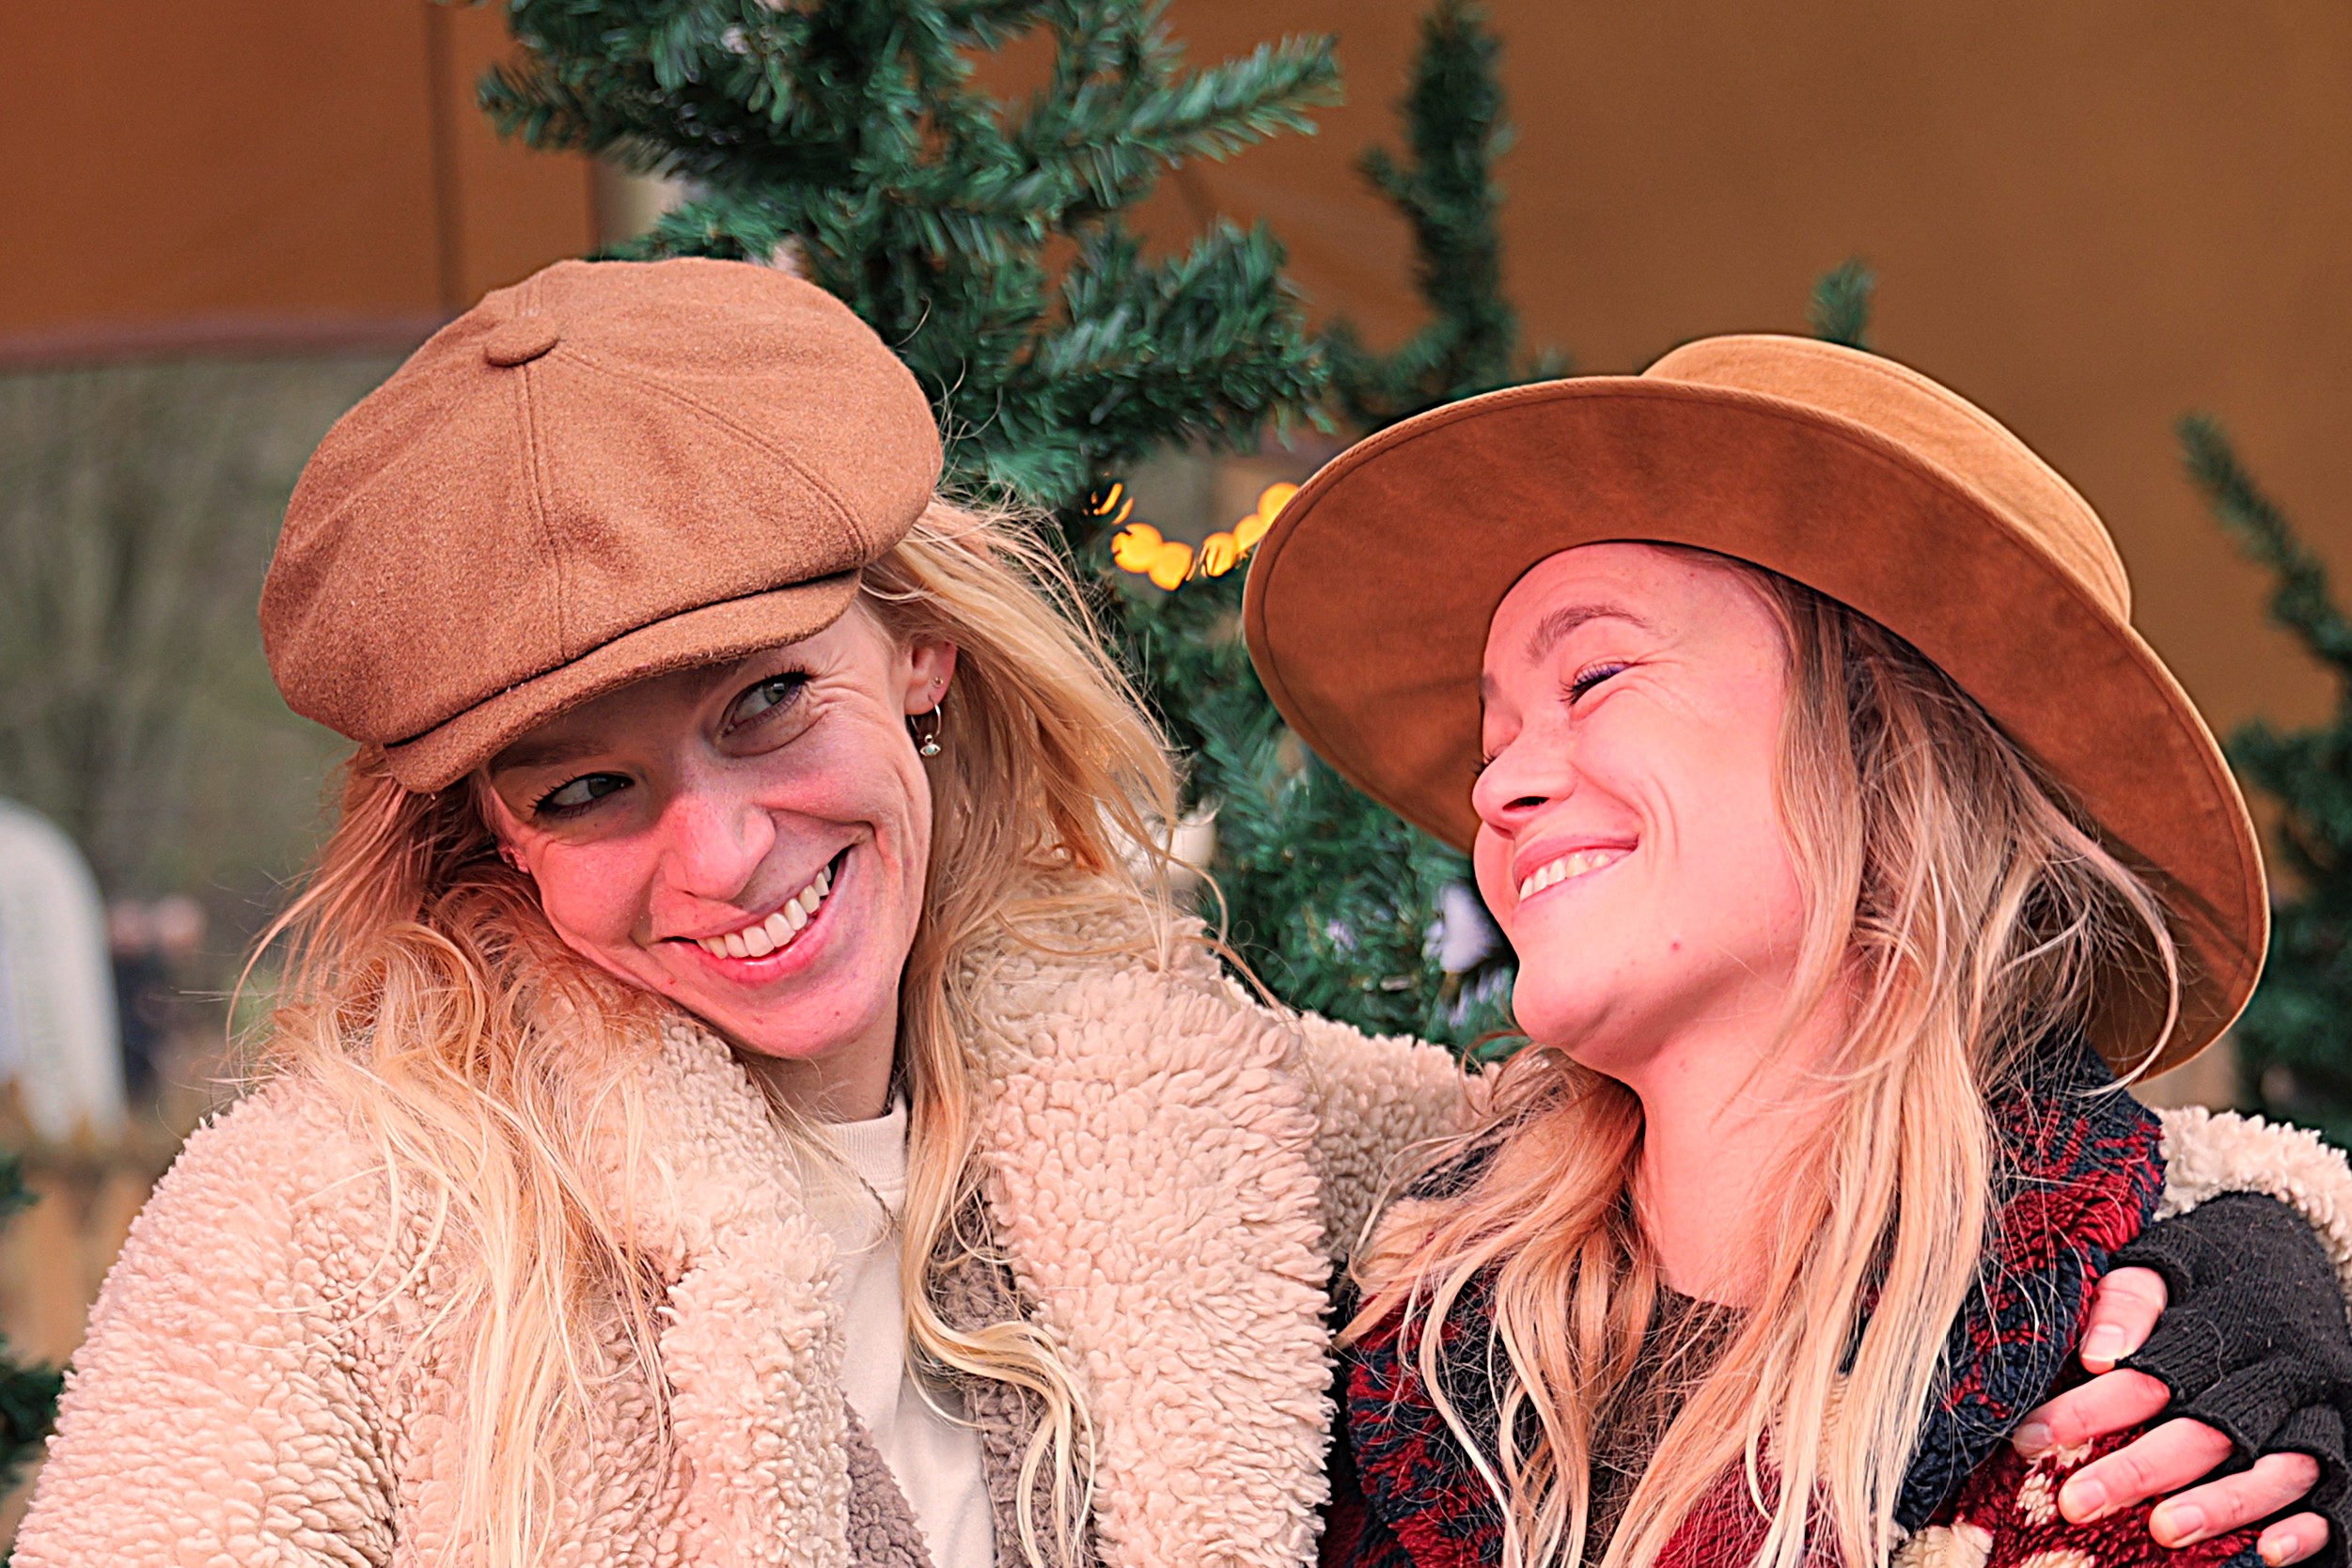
[1105,480,1300,590]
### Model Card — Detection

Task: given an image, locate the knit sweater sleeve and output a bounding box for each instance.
[13,1084,396,1567]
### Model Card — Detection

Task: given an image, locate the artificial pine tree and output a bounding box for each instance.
[484,0,1336,512]
[1110,0,1547,1044]
[2179,418,2352,1140]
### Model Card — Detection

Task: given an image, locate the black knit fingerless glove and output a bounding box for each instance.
[2114,1192,2352,1566]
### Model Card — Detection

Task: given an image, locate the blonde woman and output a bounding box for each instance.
[14,258,1456,1568]
[1242,337,2352,1568]
[13,269,2335,1568]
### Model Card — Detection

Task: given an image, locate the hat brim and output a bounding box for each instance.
[383,572,863,792]
[1242,378,2266,1075]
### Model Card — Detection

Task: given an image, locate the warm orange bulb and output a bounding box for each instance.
[1146,540,1195,589]
[1111,522,1165,572]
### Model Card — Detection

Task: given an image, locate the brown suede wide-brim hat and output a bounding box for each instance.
[1243,335,2265,1074]
[261,257,943,792]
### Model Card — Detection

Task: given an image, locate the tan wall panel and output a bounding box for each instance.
[1,0,594,355]
[1,0,445,340]
[439,3,600,303]
[1152,0,2352,745]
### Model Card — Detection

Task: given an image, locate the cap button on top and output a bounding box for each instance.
[483,317,562,368]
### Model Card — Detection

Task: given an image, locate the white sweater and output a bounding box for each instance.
[812,1102,996,1568]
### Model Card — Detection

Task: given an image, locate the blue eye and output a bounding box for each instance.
[726,672,808,731]
[535,773,628,817]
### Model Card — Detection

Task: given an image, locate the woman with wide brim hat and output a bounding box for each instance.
[1244,337,2352,1568]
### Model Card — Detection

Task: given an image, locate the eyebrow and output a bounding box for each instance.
[486,735,612,776]
[1524,601,1656,664]
[1478,601,1658,701]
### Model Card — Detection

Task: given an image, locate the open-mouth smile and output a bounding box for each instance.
[1515,844,1632,902]
[680,847,848,963]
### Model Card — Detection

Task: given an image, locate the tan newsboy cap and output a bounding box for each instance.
[260,257,944,792]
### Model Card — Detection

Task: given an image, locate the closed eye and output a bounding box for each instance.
[1566,660,1629,702]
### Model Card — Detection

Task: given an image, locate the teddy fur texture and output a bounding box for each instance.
[14,907,1466,1568]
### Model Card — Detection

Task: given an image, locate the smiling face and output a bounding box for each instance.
[1473,542,1808,1083]
[478,607,955,1118]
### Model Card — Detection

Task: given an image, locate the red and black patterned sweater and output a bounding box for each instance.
[1322,1043,2264,1568]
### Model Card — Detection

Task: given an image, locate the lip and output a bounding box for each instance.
[669,846,850,978]
[1510,837,1638,906]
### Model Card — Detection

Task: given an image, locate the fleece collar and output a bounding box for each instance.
[586,913,1336,1568]
[1337,1039,2166,1568]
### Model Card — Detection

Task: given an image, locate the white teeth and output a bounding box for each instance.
[1515,849,1624,902]
[691,858,839,960]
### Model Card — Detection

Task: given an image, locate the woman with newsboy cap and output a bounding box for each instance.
[1242,337,2352,1568]
[14,265,2351,1568]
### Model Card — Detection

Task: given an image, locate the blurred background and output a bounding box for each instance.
[5,0,2352,1539]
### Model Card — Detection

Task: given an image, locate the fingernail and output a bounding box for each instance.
[2156,1503,2206,1544]
[2082,1324,2128,1364]
[2013,1421,2053,1456]
[2261,1530,2299,1567]
[2063,1477,2110,1521]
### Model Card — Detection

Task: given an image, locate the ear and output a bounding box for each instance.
[901,637,960,716]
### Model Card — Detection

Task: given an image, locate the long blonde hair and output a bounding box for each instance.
[249,499,1181,1568]
[1347,554,2181,1568]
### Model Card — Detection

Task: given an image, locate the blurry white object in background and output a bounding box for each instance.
[0,799,126,1141]
[1166,808,1219,899]
[1430,882,1501,975]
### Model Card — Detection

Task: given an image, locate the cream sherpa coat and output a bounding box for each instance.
[18,907,2352,1568]
[15,915,1462,1568]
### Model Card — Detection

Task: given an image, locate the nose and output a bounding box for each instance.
[653,781,776,905]
[1471,722,1575,838]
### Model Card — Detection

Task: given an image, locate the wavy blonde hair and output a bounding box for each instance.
[1347,552,2181,1568]
[249,500,1181,1568]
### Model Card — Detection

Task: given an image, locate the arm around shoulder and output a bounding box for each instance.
[14,1082,399,1567]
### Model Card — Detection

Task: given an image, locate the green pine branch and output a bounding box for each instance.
[2182,416,2352,678]
[487,0,1340,508]
[1809,257,1874,349]
[2182,416,2352,1142]
[1324,0,1563,427]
